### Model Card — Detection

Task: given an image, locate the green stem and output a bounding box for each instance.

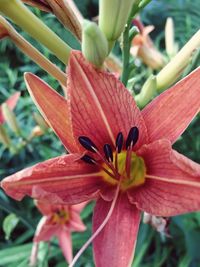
[121,0,152,86]
[0,0,71,64]
[121,23,132,86]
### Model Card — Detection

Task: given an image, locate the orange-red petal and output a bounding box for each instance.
[128,139,200,216]
[93,194,141,267]
[34,217,58,242]
[24,73,78,153]
[1,154,103,204]
[67,51,148,152]
[142,67,200,144]
[35,200,53,215]
[58,229,73,264]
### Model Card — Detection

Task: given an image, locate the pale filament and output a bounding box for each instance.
[94,148,120,179]
[69,182,121,267]
[94,160,116,179]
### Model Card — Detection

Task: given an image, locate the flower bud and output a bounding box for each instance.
[45,0,82,41]
[135,75,156,108]
[30,125,44,139]
[99,0,136,42]
[0,124,10,147]
[165,17,178,58]
[2,103,21,136]
[0,20,8,39]
[22,0,51,12]
[157,29,200,91]
[33,112,49,132]
[82,20,108,67]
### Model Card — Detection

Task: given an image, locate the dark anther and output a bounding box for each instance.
[81,155,96,164]
[103,144,113,162]
[116,132,123,153]
[126,126,139,149]
[78,136,98,153]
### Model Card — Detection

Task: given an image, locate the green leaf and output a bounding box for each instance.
[0,243,32,265]
[3,213,20,240]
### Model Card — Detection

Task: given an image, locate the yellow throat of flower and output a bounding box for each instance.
[102,151,146,191]
[51,208,70,225]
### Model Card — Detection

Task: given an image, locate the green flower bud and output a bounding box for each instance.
[0,124,10,147]
[157,29,200,92]
[2,103,21,136]
[33,112,49,132]
[82,20,108,67]
[99,0,136,42]
[165,17,178,58]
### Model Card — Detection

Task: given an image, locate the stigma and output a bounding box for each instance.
[79,127,146,191]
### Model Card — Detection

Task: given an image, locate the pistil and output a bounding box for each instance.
[115,132,123,172]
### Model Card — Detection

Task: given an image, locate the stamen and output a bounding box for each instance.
[116,132,123,153]
[115,132,123,172]
[125,127,139,149]
[68,183,121,267]
[81,155,116,179]
[95,149,119,178]
[78,136,98,153]
[95,161,116,179]
[81,155,96,164]
[103,144,113,162]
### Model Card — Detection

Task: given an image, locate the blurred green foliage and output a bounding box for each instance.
[0,1,200,266]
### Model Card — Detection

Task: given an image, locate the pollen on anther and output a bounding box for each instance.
[81,154,96,164]
[126,127,139,149]
[103,144,113,162]
[116,132,123,153]
[78,136,98,153]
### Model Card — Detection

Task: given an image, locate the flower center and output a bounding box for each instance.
[102,151,146,191]
[51,208,70,225]
[78,127,146,192]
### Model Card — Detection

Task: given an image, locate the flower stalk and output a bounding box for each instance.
[0,0,71,64]
[121,0,152,86]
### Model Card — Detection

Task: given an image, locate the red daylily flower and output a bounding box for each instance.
[1,51,200,267]
[131,18,165,69]
[30,200,87,265]
[0,92,20,124]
